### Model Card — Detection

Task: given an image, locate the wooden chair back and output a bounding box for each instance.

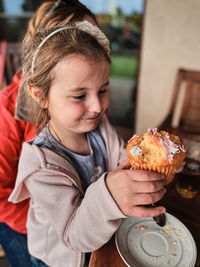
[5,42,21,84]
[160,68,200,135]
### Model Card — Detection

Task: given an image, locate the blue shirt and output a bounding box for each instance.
[33,126,108,187]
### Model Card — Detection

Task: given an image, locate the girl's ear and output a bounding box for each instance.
[28,86,48,108]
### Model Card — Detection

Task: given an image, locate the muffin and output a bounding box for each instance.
[127,128,186,184]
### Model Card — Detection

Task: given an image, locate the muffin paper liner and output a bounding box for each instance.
[129,160,176,184]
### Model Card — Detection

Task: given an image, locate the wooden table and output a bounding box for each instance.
[89,173,200,267]
[89,235,125,267]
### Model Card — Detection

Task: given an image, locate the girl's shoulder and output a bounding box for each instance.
[20,141,78,178]
[9,141,83,204]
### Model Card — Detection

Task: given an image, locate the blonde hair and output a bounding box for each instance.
[26,0,98,40]
[20,24,111,133]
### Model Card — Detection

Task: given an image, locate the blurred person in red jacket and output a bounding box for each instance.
[0,1,97,266]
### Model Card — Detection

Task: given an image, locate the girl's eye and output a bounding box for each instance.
[72,88,108,100]
[73,94,86,100]
[99,89,108,96]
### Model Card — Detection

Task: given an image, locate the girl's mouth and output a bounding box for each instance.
[83,116,98,120]
[82,113,101,120]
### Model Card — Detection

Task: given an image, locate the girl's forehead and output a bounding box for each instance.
[54,54,108,72]
[51,54,109,86]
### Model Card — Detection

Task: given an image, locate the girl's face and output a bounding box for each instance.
[47,54,110,137]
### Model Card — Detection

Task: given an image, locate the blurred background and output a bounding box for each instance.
[0,0,144,142]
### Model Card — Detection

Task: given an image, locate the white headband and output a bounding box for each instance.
[31,20,110,73]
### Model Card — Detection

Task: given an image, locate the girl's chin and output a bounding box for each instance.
[82,121,99,132]
[86,124,98,132]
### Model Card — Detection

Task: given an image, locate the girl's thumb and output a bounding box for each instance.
[118,158,131,170]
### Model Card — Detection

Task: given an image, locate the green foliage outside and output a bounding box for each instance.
[110,54,138,79]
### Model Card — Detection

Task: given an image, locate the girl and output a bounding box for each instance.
[9,21,166,267]
[0,1,97,266]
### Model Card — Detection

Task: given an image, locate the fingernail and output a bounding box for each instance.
[162,187,166,194]
[161,207,166,213]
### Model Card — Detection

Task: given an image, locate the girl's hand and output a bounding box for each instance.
[176,161,185,173]
[105,159,166,218]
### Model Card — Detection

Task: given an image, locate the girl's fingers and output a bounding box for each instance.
[129,188,166,206]
[127,169,165,182]
[126,205,166,218]
[117,158,131,170]
[176,162,184,173]
[130,180,165,194]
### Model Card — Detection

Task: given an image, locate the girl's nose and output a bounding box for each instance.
[89,97,102,113]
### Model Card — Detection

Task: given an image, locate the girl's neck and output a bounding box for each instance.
[48,123,90,155]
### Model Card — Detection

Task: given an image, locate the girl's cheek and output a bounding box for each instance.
[103,97,109,111]
[70,103,86,115]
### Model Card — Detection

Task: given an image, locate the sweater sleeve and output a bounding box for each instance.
[24,167,126,252]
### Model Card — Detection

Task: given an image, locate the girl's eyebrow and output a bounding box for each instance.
[69,81,110,92]
[102,81,110,87]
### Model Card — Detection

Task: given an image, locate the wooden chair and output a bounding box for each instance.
[4,42,21,85]
[160,68,200,136]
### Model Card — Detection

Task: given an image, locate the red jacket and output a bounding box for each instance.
[0,70,35,233]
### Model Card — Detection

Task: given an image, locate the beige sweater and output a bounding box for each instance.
[9,117,127,267]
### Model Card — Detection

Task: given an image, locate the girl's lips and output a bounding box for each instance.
[82,113,101,120]
[83,116,98,120]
